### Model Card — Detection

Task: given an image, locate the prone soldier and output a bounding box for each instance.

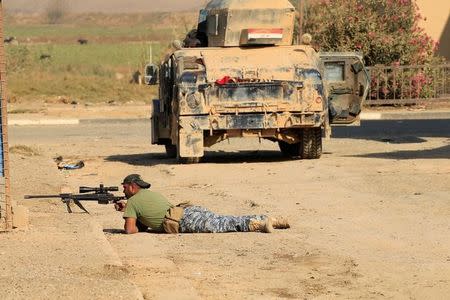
[115,174,290,234]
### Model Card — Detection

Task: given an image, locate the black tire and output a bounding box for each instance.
[278,140,301,158]
[165,144,177,158]
[301,128,322,159]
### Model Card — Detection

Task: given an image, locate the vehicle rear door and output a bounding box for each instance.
[319,52,370,125]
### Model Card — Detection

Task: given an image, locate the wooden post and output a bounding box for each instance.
[0,0,12,231]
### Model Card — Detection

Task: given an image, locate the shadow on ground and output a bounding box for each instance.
[349,144,450,160]
[105,150,297,166]
[333,119,450,143]
[103,229,125,234]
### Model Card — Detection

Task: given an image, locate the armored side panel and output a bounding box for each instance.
[203,0,295,47]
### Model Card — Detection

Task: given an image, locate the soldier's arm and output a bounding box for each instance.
[124,217,139,234]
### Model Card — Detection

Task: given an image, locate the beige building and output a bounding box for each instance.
[416,0,449,60]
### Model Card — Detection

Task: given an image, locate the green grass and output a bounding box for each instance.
[4,12,195,104]
[8,71,158,103]
[7,42,165,70]
[6,42,163,103]
[5,24,179,42]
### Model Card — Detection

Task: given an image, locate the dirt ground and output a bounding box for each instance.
[1,106,449,299]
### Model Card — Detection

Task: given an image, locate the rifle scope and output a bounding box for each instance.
[79,184,119,194]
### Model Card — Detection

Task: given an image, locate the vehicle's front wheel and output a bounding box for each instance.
[165,144,177,158]
[301,128,322,159]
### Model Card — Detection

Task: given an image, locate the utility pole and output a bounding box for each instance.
[0,0,12,231]
[298,0,305,43]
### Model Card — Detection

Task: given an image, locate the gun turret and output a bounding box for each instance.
[194,0,295,47]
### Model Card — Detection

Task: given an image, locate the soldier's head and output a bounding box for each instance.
[121,174,151,198]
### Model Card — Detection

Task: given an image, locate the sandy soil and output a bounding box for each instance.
[1,111,449,299]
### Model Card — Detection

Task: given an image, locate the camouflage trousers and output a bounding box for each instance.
[179,206,267,233]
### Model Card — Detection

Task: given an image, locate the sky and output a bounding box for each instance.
[4,0,206,13]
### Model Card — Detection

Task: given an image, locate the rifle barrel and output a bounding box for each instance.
[24,195,66,199]
[24,193,125,205]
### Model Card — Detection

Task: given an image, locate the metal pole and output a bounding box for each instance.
[298,0,305,44]
[0,0,12,231]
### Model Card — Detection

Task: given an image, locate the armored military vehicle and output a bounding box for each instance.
[148,0,369,163]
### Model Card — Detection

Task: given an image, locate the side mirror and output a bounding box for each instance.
[144,63,159,85]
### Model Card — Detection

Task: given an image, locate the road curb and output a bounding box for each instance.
[362,111,450,120]
[80,118,147,124]
[8,119,80,126]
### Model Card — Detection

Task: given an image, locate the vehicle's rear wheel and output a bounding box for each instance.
[165,144,177,158]
[301,128,322,159]
[278,140,301,158]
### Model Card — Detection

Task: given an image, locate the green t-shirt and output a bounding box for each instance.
[123,189,173,232]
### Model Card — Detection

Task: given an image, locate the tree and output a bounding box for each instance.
[299,0,437,66]
[46,0,68,24]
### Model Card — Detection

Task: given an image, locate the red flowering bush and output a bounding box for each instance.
[300,0,437,66]
[368,65,438,100]
[291,0,446,101]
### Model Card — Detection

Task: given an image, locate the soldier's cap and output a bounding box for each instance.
[121,174,151,189]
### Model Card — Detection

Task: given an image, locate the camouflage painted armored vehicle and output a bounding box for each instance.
[148,0,369,163]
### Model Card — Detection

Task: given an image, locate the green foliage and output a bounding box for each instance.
[302,0,437,66]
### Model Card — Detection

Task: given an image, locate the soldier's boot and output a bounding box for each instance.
[270,217,290,229]
[248,218,273,233]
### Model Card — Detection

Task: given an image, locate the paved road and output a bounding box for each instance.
[9,119,450,161]
[10,118,450,141]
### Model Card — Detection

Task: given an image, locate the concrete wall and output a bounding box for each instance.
[416,0,450,60]
[0,0,10,231]
[0,0,4,231]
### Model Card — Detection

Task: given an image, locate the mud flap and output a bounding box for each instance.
[178,129,204,158]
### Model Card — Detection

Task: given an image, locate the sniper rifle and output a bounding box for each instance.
[24,184,125,214]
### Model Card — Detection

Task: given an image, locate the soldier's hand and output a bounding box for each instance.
[114,200,127,212]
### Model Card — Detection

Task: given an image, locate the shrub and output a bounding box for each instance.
[300,0,437,66]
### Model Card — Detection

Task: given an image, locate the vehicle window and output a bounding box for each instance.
[179,72,197,84]
[324,62,345,82]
